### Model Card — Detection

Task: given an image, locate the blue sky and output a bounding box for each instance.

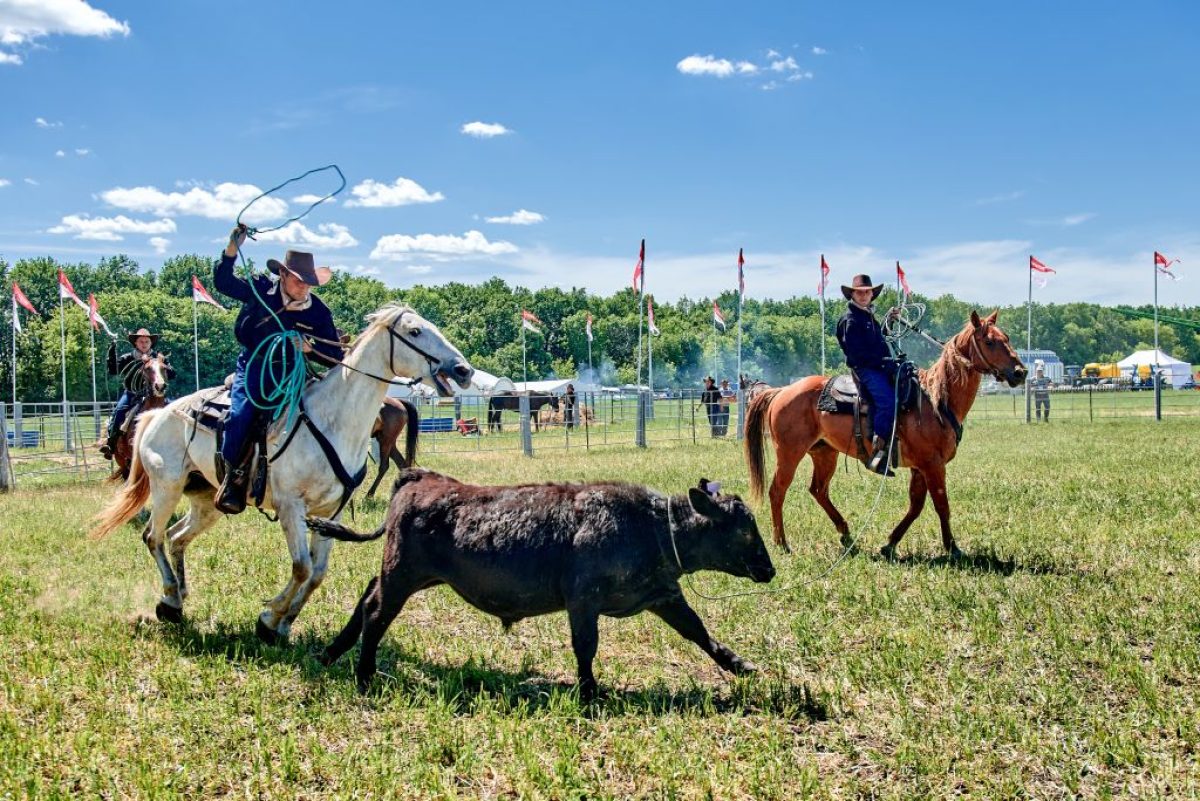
[2,0,1198,306]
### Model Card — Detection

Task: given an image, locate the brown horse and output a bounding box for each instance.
[111,354,171,481]
[366,396,419,499]
[745,310,1026,559]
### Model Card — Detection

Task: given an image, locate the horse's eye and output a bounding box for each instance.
[410,328,422,337]
[988,340,1000,349]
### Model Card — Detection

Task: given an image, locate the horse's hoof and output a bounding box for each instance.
[880,544,898,561]
[255,618,283,646]
[154,601,183,624]
[947,545,965,561]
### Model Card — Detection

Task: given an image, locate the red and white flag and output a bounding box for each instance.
[818,255,830,298]
[521,309,543,334]
[1155,251,1180,281]
[632,238,645,294]
[737,248,745,301]
[11,282,38,334]
[896,262,911,298]
[57,268,84,309]
[1029,255,1056,288]
[87,293,116,337]
[712,300,726,332]
[192,275,226,309]
[585,312,593,342]
[647,295,660,336]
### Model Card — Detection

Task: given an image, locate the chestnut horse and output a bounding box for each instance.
[111,354,171,481]
[745,310,1026,559]
[366,396,419,499]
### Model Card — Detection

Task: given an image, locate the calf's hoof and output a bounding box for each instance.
[255,618,284,646]
[154,601,183,625]
[316,649,337,667]
[730,657,758,676]
[355,673,373,695]
[947,544,965,561]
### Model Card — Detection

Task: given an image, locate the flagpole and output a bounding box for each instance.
[59,294,69,448]
[635,239,645,389]
[89,324,97,408]
[648,312,654,393]
[736,296,743,386]
[819,255,827,375]
[1026,258,1033,423]
[587,332,592,378]
[521,312,527,386]
[10,298,17,405]
[1154,253,1160,367]
[193,296,201,391]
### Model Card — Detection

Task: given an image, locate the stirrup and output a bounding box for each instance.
[868,448,896,477]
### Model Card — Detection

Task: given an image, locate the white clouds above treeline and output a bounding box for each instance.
[48,214,175,241]
[370,230,517,261]
[485,209,544,225]
[99,182,289,223]
[677,48,815,89]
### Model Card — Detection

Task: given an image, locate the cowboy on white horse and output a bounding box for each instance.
[213,224,343,514]
[100,327,175,460]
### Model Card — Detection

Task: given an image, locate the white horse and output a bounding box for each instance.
[91,302,473,642]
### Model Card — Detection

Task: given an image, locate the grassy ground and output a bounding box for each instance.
[2,418,1199,798]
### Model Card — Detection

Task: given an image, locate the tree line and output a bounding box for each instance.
[2,253,1198,402]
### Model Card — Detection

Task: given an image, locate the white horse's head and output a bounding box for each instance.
[365,304,474,397]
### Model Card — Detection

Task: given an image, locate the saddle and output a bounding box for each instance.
[817,362,925,464]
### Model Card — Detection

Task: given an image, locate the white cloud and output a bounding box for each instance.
[74,147,89,156]
[770,56,799,72]
[351,264,380,276]
[48,214,176,241]
[761,81,780,91]
[461,121,511,138]
[1061,213,1096,226]
[148,236,170,255]
[735,61,759,75]
[786,71,814,82]
[35,117,62,128]
[485,209,545,225]
[676,54,735,77]
[812,46,827,55]
[100,182,289,223]
[370,230,518,262]
[766,49,781,59]
[292,193,334,205]
[23,178,37,185]
[343,177,444,208]
[252,222,358,249]
[0,178,9,187]
[0,0,129,64]
[54,149,65,157]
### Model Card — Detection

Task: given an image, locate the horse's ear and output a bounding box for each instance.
[970,310,982,329]
[986,310,999,325]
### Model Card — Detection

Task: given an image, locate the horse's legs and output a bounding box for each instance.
[881,469,928,559]
[144,481,185,614]
[807,445,852,548]
[259,500,313,640]
[767,446,803,553]
[167,497,224,602]
[276,524,336,638]
[923,465,961,557]
[365,436,392,499]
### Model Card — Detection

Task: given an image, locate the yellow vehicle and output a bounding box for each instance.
[1082,362,1121,382]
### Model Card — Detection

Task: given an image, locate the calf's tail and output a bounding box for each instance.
[307,517,387,543]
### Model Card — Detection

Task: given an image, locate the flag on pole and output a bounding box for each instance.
[11,295,21,333]
[632,239,645,293]
[192,274,226,309]
[585,312,593,342]
[12,282,38,316]
[712,300,726,331]
[57,269,84,307]
[818,255,830,297]
[1155,251,1181,281]
[647,296,660,336]
[737,248,745,300]
[86,293,116,337]
[521,309,543,334]
[1029,255,1056,288]
[896,262,911,299]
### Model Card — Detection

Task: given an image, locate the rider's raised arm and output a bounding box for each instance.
[213,224,255,304]
[106,339,119,375]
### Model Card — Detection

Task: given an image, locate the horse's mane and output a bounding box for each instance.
[919,323,974,411]
[365,301,415,328]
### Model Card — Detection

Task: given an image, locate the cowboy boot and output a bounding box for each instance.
[867,435,896,477]
[99,428,119,460]
[214,440,257,515]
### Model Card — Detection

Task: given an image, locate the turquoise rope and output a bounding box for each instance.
[231,165,347,430]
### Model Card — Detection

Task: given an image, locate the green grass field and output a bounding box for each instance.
[2,417,1199,798]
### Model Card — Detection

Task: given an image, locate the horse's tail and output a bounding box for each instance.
[90,410,156,540]
[398,397,419,467]
[745,387,783,504]
[306,517,387,543]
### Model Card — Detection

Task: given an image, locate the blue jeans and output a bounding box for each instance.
[221,351,274,462]
[108,390,137,438]
[857,367,896,441]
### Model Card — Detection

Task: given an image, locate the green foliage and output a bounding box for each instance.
[4,253,1200,401]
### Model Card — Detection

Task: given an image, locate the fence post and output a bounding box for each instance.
[736,389,746,440]
[519,393,533,457]
[63,401,73,453]
[635,391,647,448]
[13,402,22,447]
[1155,374,1163,421]
[0,402,12,492]
[1088,384,1093,422]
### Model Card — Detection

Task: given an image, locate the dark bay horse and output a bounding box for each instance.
[112,354,171,481]
[745,311,1026,558]
[366,397,419,499]
[487,392,559,432]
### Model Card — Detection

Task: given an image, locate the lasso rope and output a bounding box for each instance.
[230,165,347,431]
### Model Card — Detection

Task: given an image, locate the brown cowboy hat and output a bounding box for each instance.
[126,327,159,346]
[266,250,333,287]
[841,274,884,301]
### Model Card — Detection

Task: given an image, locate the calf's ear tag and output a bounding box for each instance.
[704,481,721,498]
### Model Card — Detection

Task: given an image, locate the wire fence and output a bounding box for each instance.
[3,382,1199,490]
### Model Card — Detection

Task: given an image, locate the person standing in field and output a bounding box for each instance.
[1032,365,1051,422]
[701,376,721,437]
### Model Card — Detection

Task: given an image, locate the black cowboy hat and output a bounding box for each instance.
[266,250,333,287]
[841,274,884,301]
[126,327,159,346]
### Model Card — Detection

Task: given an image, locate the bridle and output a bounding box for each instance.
[306,310,453,390]
[961,325,1010,381]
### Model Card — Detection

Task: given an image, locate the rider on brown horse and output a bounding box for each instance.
[100,328,175,459]
[835,274,898,476]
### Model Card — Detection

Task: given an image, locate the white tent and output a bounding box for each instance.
[1117,349,1193,388]
[511,378,573,395]
[387,367,515,399]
